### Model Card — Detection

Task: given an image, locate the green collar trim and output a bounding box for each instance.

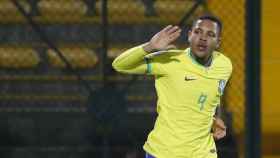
[186,48,212,68]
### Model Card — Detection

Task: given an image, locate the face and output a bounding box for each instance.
[188,19,221,59]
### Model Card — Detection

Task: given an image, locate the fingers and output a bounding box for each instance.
[168,29,181,42]
[214,130,226,140]
[149,25,181,50]
[214,118,226,130]
[162,25,181,36]
[212,118,227,140]
[213,127,226,140]
[166,26,181,35]
[161,25,173,33]
[216,122,226,130]
[213,131,225,140]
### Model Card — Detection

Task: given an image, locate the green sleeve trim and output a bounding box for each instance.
[145,58,152,74]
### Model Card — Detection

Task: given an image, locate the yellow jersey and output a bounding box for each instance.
[112,45,233,158]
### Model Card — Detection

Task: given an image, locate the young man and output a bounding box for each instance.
[112,15,232,158]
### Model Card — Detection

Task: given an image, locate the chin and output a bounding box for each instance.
[194,51,208,58]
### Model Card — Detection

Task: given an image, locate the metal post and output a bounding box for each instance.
[101,0,109,85]
[101,1,109,158]
[245,0,261,158]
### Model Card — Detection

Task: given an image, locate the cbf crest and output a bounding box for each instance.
[218,80,226,95]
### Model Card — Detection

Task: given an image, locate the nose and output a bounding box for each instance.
[199,33,207,41]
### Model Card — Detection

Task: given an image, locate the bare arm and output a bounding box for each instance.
[215,105,222,118]
[213,103,227,140]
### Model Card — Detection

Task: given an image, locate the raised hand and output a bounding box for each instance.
[143,25,182,53]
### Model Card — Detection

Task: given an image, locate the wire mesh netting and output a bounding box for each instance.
[0,0,245,158]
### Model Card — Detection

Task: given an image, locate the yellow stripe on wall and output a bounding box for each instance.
[262,0,280,134]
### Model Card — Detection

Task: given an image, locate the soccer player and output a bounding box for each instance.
[112,15,232,158]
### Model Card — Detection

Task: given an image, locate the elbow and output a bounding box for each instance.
[112,60,118,71]
[112,59,123,72]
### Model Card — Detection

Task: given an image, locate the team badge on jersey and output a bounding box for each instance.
[218,80,226,95]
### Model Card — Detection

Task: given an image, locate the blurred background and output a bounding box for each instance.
[0,0,276,158]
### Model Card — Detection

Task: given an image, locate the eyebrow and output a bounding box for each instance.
[194,27,217,35]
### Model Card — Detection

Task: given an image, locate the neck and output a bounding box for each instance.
[190,51,212,67]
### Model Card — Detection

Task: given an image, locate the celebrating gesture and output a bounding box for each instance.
[113,15,232,158]
[143,25,181,53]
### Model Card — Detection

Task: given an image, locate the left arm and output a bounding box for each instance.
[212,54,233,140]
[212,103,227,140]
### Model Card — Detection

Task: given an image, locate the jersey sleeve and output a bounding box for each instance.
[112,45,170,76]
[218,56,233,97]
[112,45,148,74]
[144,54,170,76]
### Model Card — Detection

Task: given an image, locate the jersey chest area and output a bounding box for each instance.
[159,68,225,111]
[170,69,220,94]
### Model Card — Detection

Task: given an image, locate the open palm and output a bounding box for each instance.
[144,25,182,52]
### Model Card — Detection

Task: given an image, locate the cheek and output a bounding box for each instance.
[208,40,218,48]
[190,36,199,43]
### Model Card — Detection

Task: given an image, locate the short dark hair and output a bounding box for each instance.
[192,15,223,35]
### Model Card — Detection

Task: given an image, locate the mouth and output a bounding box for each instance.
[197,43,207,52]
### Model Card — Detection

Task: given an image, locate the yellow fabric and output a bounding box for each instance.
[112,45,148,74]
[112,45,233,158]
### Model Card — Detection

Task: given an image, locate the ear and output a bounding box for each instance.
[187,30,192,43]
[216,37,221,49]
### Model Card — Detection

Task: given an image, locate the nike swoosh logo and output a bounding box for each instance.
[185,76,197,81]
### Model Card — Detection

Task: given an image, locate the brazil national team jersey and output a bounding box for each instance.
[112,45,233,158]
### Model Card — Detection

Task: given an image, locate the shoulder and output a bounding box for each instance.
[145,49,185,61]
[211,51,233,80]
[213,51,233,72]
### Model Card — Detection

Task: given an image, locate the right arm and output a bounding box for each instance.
[112,25,181,75]
[112,44,150,74]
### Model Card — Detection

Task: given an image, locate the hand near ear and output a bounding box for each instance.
[143,25,181,53]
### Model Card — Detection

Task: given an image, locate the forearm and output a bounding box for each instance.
[215,105,222,118]
[112,44,149,73]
